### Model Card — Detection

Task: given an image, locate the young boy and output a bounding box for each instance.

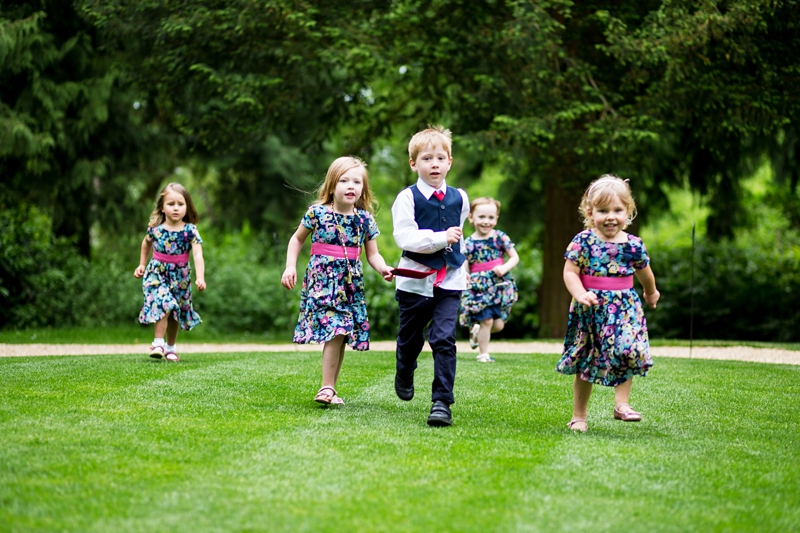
[391,125,470,427]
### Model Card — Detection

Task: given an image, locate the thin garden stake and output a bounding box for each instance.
[690,222,696,359]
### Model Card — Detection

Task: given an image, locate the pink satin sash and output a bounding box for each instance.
[580,274,634,290]
[311,242,361,260]
[153,251,190,264]
[470,257,504,273]
[391,265,448,286]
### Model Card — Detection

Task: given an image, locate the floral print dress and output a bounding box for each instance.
[459,230,518,327]
[556,229,653,386]
[292,205,379,350]
[138,224,203,330]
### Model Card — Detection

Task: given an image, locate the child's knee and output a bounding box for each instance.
[492,319,505,332]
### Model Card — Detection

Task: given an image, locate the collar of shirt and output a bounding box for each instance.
[416,178,447,200]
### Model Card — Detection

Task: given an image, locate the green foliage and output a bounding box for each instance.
[1,353,799,532]
[195,231,298,338]
[0,202,140,328]
[0,1,179,255]
[648,238,800,342]
[79,0,384,151]
[498,243,542,338]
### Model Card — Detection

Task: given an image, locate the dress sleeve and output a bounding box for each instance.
[145,226,155,242]
[631,237,651,269]
[301,205,317,231]
[190,224,203,245]
[365,211,380,240]
[464,237,475,263]
[499,232,515,252]
[564,233,585,265]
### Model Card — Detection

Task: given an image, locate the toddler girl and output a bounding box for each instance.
[134,182,206,362]
[557,175,660,432]
[458,197,519,362]
[281,156,394,405]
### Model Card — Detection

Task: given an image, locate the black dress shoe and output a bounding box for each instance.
[427,400,452,427]
[394,372,414,401]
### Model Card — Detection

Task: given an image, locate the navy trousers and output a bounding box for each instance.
[395,288,461,404]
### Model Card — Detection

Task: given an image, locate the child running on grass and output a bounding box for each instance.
[458,197,519,363]
[557,175,660,432]
[134,182,206,362]
[391,125,470,427]
[281,156,394,406]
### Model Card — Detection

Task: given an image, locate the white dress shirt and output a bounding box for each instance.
[391,178,470,296]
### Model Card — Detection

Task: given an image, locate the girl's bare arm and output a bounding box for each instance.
[192,243,206,290]
[281,225,311,290]
[635,265,660,308]
[133,237,152,278]
[364,239,395,281]
[563,260,598,306]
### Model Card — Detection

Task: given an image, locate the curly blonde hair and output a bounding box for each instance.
[579,174,637,230]
[469,196,501,214]
[314,156,375,213]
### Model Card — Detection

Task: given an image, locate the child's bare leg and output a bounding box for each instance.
[614,378,637,413]
[153,316,168,339]
[166,314,179,345]
[572,375,593,419]
[613,378,641,420]
[477,318,494,354]
[333,340,346,384]
[321,335,345,388]
[491,318,505,333]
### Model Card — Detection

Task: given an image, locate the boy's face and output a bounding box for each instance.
[410,143,452,188]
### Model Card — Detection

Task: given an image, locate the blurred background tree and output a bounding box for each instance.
[2,0,798,340]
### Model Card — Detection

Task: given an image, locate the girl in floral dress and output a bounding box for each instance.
[458,197,519,363]
[557,175,660,432]
[134,183,206,362]
[281,157,394,405]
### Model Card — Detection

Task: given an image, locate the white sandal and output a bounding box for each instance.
[149,345,165,359]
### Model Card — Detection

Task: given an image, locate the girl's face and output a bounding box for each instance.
[332,167,364,212]
[162,189,187,226]
[590,195,628,241]
[469,202,499,238]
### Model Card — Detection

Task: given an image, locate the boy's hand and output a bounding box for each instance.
[445,227,462,244]
[196,279,207,291]
[643,289,660,309]
[281,268,297,290]
[133,265,145,278]
[575,291,599,307]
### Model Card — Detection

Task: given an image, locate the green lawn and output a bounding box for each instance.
[3,325,800,352]
[0,324,284,345]
[1,350,798,532]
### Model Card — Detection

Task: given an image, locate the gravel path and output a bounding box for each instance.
[2,341,799,365]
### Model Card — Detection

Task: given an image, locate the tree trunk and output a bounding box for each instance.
[538,178,584,339]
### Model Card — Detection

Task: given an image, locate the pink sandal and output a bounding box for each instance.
[165,351,180,362]
[314,386,336,404]
[567,418,588,432]
[614,403,642,422]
